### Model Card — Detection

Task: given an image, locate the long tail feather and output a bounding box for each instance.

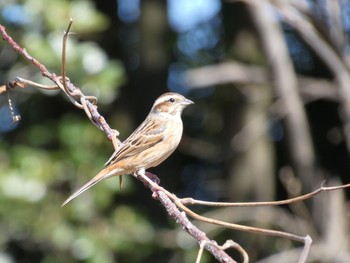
[62,167,122,206]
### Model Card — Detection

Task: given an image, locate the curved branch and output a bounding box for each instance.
[134,171,312,263]
[0,23,120,145]
[0,22,234,263]
[180,182,350,207]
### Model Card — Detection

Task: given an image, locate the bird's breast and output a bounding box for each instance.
[140,120,183,169]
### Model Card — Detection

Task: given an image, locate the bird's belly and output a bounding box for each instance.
[136,130,182,169]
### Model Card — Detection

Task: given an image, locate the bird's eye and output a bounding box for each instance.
[168,98,175,103]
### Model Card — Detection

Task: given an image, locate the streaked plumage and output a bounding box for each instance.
[62,92,193,206]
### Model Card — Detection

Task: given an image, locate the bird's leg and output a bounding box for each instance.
[145,171,160,185]
[135,168,146,181]
[135,169,161,189]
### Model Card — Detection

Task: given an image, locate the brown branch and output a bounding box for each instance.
[135,171,237,263]
[0,22,235,263]
[156,190,237,263]
[197,240,248,263]
[0,23,120,145]
[2,19,348,263]
[180,182,350,207]
[61,18,75,96]
[135,171,313,263]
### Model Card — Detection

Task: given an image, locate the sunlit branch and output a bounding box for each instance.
[134,171,313,263]
[0,23,121,145]
[180,182,350,207]
[134,170,237,263]
[61,18,75,96]
[196,240,248,263]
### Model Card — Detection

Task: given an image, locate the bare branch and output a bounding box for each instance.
[2,16,349,263]
[197,240,248,263]
[134,170,237,263]
[180,182,350,207]
[61,18,75,96]
[1,22,236,263]
[15,77,60,90]
[134,171,312,262]
[0,23,121,145]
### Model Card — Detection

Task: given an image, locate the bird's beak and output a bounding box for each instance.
[183,98,194,105]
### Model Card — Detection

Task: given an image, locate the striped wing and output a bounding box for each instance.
[105,117,166,166]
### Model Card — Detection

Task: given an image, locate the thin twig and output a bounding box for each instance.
[2,19,348,263]
[0,23,120,144]
[133,171,311,251]
[134,170,237,263]
[136,171,313,263]
[15,77,59,90]
[196,240,249,263]
[180,182,350,207]
[1,22,234,263]
[61,18,75,96]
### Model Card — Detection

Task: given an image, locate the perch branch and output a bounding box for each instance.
[134,171,313,263]
[61,18,75,96]
[180,182,350,207]
[134,170,237,263]
[0,22,235,263]
[196,240,248,263]
[0,22,121,145]
[2,18,349,263]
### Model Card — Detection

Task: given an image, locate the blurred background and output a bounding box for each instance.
[0,0,350,262]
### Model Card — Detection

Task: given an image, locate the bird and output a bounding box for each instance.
[62,92,193,206]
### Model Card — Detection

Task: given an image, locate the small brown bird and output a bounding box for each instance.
[62,92,193,206]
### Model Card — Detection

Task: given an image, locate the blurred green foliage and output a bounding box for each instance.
[1,0,125,105]
[1,0,209,261]
[0,1,152,263]
[2,0,350,263]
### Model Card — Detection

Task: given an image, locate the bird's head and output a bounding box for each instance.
[151,92,193,117]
